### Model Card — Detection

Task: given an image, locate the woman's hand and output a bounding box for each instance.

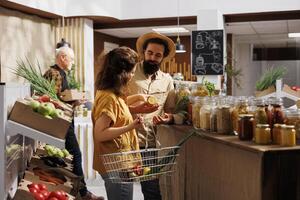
[132,115,146,129]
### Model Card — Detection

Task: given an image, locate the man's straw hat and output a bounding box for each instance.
[136,32,176,62]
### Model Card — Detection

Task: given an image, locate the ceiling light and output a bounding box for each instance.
[175,0,186,54]
[152,27,189,34]
[288,32,300,38]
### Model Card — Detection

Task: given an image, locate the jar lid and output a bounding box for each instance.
[256,124,270,128]
[284,125,295,129]
[273,123,285,128]
[238,114,254,118]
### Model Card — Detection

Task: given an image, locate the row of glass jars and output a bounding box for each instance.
[239,115,296,146]
[191,96,299,143]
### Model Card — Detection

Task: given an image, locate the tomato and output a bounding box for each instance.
[32,192,45,200]
[27,183,40,192]
[40,190,50,198]
[38,183,48,191]
[39,95,50,102]
[291,86,297,91]
[47,197,59,200]
[29,187,39,194]
[133,165,143,176]
[48,191,67,200]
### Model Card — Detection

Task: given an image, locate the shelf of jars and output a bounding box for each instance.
[174,81,300,149]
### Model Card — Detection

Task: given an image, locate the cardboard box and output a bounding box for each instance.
[255,85,276,97]
[30,155,73,172]
[36,146,73,164]
[24,168,81,196]
[60,89,89,102]
[9,101,71,139]
[283,84,300,98]
[13,179,75,200]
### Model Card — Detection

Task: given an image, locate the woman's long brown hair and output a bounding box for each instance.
[95,47,138,96]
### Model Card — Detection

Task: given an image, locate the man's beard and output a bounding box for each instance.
[143,60,160,76]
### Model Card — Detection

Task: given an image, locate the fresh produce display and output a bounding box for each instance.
[28,98,64,120]
[33,167,67,185]
[44,145,70,158]
[41,156,68,168]
[291,86,300,91]
[27,183,69,200]
[6,144,21,157]
[255,67,287,91]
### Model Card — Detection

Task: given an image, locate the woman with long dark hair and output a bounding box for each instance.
[92,47,144,200]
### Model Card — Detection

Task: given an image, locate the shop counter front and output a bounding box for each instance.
[157,125,300,200]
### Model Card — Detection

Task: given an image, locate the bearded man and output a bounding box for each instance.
[128,32,177,200]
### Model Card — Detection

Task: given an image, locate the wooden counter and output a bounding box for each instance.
[157,125,300,200]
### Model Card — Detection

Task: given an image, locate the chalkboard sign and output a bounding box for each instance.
[191,30,224,75]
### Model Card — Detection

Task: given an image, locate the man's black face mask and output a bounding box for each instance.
[143,60,160,76]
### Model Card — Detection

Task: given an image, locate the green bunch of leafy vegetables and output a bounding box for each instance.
[255,67,287,91]
[12,58,59,100]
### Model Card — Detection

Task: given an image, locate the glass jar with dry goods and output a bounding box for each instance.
[192,97,204,129]
[216,98,232,134]
[176,84,191,99]
[238,114,254,141]
[281,125,296,147]
[232,97,249,135]
[255,124,271,145]
[272,123,284,145]
[191,83,208,97]
[285,109,300,139]
[200,97,214,131]
[210,97,218,132]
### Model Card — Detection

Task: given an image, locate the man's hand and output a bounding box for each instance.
[130,102,159,114]
[152,113,174,125]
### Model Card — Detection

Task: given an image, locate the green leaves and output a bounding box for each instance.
[174,95,189,114]
[12,58,58,100]
[204,80,215,96]
[255,67,287,91]
[67,64,81,90]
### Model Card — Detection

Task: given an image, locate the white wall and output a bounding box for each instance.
[64,0,121,18]
[120,0,300,19]
[7,0,122,18]
[7,0,300,19]
[0,7,55,82]
[233,43,261,96]
[6,0,65,15]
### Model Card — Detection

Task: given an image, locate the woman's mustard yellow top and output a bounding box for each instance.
[92,90,140,175]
